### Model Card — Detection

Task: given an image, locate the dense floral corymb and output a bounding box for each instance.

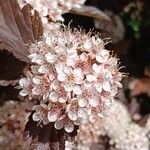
[18,27,122,133]
[24,0,86,22]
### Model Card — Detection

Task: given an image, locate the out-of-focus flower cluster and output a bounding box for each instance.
[18,27,122,133]
[75,100,150,150]
[24,0,86,22]
[0,101,33,149]
[146,116,150,140]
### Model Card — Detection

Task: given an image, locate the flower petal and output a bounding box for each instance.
[73,85,82,95]
[78,98,87,107]
[47,111,59,122]
[73,68,83,79]
[86,74,96,82]
[92,63,101,74]
[103,81,111,92]
[45,53,57,64]
[38,65,49,74]
[57,72,66,82]
[32,112,43,122]
[49,92,58,102]
[68,111,78,121]
[54,119,64,130]
[96,49,109,63]
[77,108,87,118]
[64,84,73,92]
[64,122,74,133]
[89,98,99,107]
[19,78,29,87]
[58,97,67,103]
[83,40,92,50]
[94,83,102,93]
[19,89,29,97]
[32,75,42,85]
[55,63,64,73]
[80,52,88,61]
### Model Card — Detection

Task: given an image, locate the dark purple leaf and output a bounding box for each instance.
[0,0,43,63]
[24,112,78,150]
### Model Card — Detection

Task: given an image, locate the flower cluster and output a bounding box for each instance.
[76,119,104,145]
[0,101,33,149]
[105,101,149,150]
[18,27,122,133]
[76,100,150,150]
[112,123,149,150]
[76,100,131,145]
[24,0,86,22]
[146,116,150,139]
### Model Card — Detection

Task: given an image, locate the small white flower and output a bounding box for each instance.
[49,92,58,102]
[55,63,64,73]
[58,97,67,103]
[80,52,88,61]
[68,111,78,121]
[32,104,47,123]
[29,53,45,65]
[64,66,72,74]
[32,86,41,95]
[42,7,48,16]
[73,85,82,95]
[64,122,74,133]
[103,81,111,92]
[83,40,92,50]
[38,65,49,74]
[78,98,87,107]
[19,78,29,87]
[77,108,87,118]
[32,112,43,122]
[88,97,99,107]
[54,119,64,130]
[94,83,102,93]
[86,74,96,82]
[50,80,59,90]
[92,63,102,74]
[64,83,74,92]
[45,53,57,64]
[32,76,42,85]
[45,36,52,45]
[31,65,39,74]
[28,53,37,60]
[66,43,78,55]
[57,72,66,82]
[73,68,83,80]
[66,57,76,67]
[47,112,59,122]
[19,89,29,97]
[96,49,109,63]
